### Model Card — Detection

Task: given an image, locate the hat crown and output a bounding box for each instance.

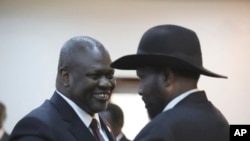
[111,24,227,78]
[137,25,203,67]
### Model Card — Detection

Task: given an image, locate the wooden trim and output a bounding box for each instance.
[113,77,139,93]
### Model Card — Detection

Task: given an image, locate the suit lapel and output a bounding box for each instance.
[99,116,116,141]
[68,117,96,141]
[50,92,97,141]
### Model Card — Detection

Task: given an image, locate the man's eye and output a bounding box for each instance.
[88,74,99,79]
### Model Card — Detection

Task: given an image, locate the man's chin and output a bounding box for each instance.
[147,106,164,120]
[94,103,109,112]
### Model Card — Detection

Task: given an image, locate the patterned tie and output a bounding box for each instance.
[90,118,105,141]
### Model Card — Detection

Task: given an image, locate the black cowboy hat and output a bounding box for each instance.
[111,24,227,78]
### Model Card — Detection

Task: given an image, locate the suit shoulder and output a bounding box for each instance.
[14,100,61,129]
[10,100,61,140]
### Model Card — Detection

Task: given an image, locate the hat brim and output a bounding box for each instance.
[111,54,227,78]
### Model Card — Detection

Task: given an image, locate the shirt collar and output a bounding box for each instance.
[163,88,200,112]
[56,90,100,128]
[116,133,124,141]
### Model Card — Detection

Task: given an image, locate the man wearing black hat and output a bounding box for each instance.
[111,25,229,141]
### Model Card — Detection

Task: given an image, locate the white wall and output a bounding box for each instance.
[1,0,250,139]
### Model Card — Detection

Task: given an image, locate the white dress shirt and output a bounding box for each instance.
[116,133,123,141]
[56,90,109,141]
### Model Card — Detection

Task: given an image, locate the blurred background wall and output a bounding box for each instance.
[0,0,250,139]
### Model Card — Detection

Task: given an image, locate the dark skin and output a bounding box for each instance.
[56,36,116,116]
[136,67,198,119]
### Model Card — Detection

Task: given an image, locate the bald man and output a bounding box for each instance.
[10,36,116,141]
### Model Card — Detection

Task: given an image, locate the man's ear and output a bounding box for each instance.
[163,67,174,87]
[60,68,69,88]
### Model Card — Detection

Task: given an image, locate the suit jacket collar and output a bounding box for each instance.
[100,116,116,141]
[175,90,208,107]
[50,91,115,141]
[163,89,200,111]
[50,92,97,141]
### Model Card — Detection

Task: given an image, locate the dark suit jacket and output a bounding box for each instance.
[134,91,229,141]
[10,92,115,141]
[119,134,130,141]
[1,132,10,141]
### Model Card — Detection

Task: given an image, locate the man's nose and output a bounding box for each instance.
[98,77,114,88]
